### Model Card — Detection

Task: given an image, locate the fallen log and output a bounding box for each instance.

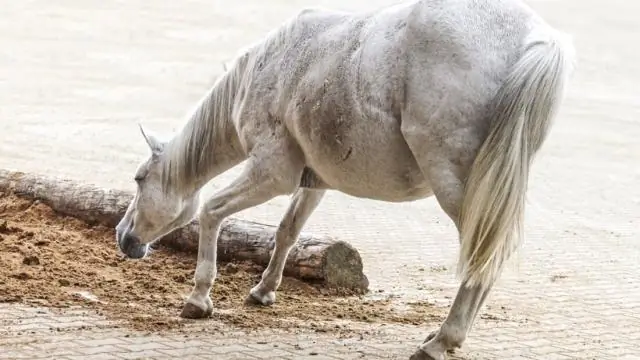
[0,169,369,292]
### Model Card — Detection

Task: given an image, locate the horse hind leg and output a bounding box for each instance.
[245,187,325,306]
[422,284,493,344]
[402,110,491,359]
[410,157,493,360]
[417,156,495,350]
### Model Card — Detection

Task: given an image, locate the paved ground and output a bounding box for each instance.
[1,0,639,359]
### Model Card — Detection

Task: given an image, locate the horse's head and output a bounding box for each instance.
[115,125,200,259]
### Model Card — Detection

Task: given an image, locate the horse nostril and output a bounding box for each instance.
[119,233,147,259]
[124,233,140,245]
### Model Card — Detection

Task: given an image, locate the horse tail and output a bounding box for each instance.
[457,27,575,288]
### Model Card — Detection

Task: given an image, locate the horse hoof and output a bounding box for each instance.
[244,293,263,306]
[244,290,275,307]
[180,302,212,319]
[245,287,276,306]
[409,349,437,360]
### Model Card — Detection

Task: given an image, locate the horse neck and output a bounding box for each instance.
[163,77,247,197]
[185,123,245,194]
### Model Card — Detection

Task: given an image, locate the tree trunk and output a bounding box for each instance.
[0,169,368,292]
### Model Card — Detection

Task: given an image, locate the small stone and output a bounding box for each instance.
[0,220,8,233]
[22,255,40,266]
[224,263,240,274]
[12,272,32,280]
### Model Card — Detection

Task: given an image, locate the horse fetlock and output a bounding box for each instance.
[416,327,464,357]
[437,324,466,349]
[260,269,283,290]
[412,325,464,360]
[423,329,438,343]
[193,273,215,291]
[245,284,276,306]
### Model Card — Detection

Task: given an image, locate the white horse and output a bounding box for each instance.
[115,0,574,358]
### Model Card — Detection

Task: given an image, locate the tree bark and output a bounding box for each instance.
[0,169,368,292]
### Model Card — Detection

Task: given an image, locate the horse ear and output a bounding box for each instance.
[138,123,163,156]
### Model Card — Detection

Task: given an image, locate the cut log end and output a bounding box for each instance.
[322,241,369,292]
[0,169,369,292]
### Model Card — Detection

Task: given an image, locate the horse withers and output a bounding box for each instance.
[115,0,575,358]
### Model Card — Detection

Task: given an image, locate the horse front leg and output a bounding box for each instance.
[180,157,302,319]
[246,188,325,306]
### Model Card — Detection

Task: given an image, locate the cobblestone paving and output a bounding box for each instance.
[1,0,640,359]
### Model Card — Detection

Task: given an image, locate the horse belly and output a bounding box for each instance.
[297,120,433,202]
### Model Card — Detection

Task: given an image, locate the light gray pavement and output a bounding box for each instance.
[1,0,639,359]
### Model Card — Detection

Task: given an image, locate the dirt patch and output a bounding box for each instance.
[0,192,445,334]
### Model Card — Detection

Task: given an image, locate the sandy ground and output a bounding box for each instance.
[0,193,444,334]
[1,0,639,359]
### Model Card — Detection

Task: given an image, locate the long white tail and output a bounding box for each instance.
[457,27,575,288]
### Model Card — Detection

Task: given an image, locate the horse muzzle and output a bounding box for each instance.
[116,229,148,259]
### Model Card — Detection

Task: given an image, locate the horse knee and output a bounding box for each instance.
[201,196,228,216]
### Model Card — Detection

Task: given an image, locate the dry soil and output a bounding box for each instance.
[0,192,445,335]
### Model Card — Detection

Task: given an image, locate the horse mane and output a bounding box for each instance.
[160,54,248,195]
[159,16,300,196]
